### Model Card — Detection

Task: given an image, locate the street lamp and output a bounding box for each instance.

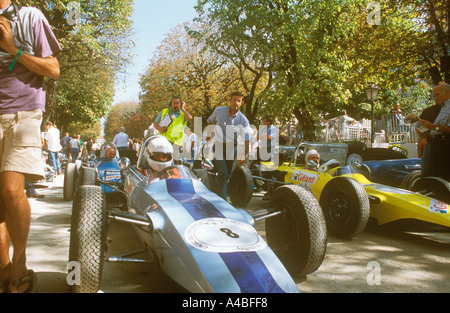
[365,83,379,147]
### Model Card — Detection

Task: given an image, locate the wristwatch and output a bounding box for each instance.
[435,126,440,131]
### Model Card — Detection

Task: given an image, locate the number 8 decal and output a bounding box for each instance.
[220,228,240,239]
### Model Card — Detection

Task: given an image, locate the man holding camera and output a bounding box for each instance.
[0,0,61,293]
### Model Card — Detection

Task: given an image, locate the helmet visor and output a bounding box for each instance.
[151,152,172,162]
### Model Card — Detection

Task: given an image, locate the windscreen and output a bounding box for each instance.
[158,165,196,180]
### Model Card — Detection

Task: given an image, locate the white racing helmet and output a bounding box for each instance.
[145,136,174,172]
[305,149,320,164]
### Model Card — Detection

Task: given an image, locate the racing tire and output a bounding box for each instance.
[411,177,450,204]
[75,159,82,174]
[79,167,99,186]
[266,185,327,277]
[320,177,370,238]
[401,170,421,190]
[197,169,217,194]
[64,163,76,201]
[228,166,254,207]
[68,185,107,293]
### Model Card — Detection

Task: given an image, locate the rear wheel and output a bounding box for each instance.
[411,177,450,203]
[68,185,107,293]
[320,177,370,238]
[266,185,327,277]
[401,170,421,190]
[197,169,217,194]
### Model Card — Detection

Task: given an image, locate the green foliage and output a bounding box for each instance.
[104,101,147,141]
[139,23,242,126]
[191,0,448,133]
[25,0,134,136]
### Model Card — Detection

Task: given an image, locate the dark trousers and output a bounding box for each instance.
[428,135,450,181]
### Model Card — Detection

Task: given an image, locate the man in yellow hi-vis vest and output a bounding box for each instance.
[153,97,193,160]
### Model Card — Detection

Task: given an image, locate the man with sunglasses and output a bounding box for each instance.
[0,0,61,293]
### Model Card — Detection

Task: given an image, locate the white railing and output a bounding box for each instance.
[320,115,419,145]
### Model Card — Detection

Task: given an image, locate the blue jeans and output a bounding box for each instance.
[48,151,61,172]
[70,148,80,162]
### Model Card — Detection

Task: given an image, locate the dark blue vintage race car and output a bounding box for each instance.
[363,158,422,190]
[68,136,327,293]
[63,143,137,201]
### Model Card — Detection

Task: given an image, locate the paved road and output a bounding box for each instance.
[26,174,449,293]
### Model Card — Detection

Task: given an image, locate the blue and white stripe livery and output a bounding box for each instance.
[132,178,300,293]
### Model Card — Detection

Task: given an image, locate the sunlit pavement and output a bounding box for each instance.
[25,173,450,293]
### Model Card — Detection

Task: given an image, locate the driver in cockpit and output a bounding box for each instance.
[305,149,320,171]
[144,136,174,179]
[105,147,117,159]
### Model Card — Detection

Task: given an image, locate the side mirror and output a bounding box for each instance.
[201,158,214,170]
[119,157,130,170]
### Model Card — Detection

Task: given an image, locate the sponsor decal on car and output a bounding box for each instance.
[291,171,319,184]
[429,199,449,214]
[104,175,121,181]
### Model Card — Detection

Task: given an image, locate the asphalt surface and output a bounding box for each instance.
[25,174,450,293]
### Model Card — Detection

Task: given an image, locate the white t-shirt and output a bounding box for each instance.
[45,126,62,152]
[183,133,198,152]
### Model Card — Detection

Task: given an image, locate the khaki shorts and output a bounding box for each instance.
[0,109,44,182]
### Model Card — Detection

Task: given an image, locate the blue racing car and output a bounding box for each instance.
[68,136,328,293]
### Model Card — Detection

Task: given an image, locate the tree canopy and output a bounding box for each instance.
[25,0,134,137]
[138,0,447,136]
[24,0,448,139]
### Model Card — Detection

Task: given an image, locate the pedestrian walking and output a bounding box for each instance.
[0,0,61,293]
[44,121,62,175]
[112,126,129,150]
[69,135,80,162]
[206,91,250,200]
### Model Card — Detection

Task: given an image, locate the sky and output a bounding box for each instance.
[113,0,199,104]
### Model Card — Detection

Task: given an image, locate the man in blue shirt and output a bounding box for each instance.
[206,91,250,200]
[112,126,129,150]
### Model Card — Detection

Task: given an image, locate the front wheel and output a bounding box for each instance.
[320,177,370,238]
[266,185,327,277]
[228,166,254,207]
[64,163,76,201]
[68,185,107,293]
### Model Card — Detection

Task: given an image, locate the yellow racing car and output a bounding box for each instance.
[229,143,450,238]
